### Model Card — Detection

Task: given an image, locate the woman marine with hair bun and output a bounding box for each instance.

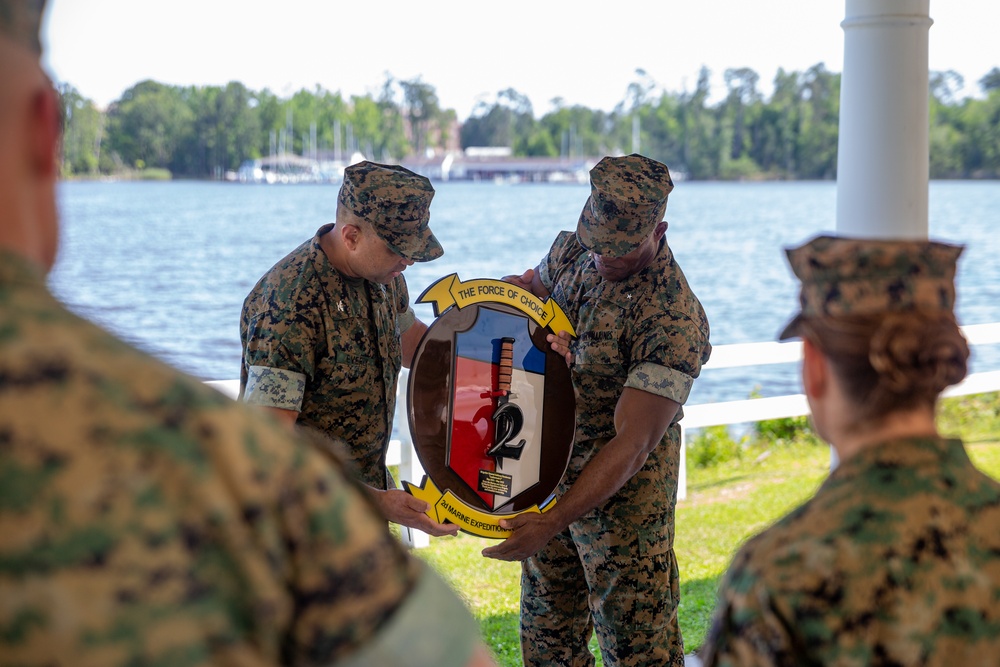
[703,235,1000,667]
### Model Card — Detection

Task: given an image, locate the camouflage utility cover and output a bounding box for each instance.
[0,251,479,666]
[240,224,412,489]
[780,234,964,340]
[338,161,443,262]
[576,153,674,258]
[703,436,1000,667]
[538,230,711,517]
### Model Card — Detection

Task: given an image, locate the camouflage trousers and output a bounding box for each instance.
[520,511,684,667]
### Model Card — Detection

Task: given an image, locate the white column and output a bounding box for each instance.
[836,0,933,239]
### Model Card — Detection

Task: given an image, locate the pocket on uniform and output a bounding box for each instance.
[575,340,624,376]
[325,351,377,390]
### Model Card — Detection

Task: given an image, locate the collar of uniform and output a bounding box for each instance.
[829,436,969,482]
[0,249,46,287]
[589,236,673,300]
[309,224,371,317]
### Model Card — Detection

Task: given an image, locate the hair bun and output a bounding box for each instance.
[869,313,969,396]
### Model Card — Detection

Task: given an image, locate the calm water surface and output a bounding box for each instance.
[49,180,1000,405]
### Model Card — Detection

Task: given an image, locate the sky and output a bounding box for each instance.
[42,0,999,120]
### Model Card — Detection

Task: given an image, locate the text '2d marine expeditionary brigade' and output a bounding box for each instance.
[403,274,577,537]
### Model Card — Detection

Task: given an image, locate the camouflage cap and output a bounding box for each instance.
[338,161,442,262]
[778,235,964,340]
[0,0,46,53]
[576,153,674,258]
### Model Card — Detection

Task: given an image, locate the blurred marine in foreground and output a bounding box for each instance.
[0,2,495,665]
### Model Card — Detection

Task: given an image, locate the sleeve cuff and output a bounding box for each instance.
[398,306,416,334]
[336,565,482,667]
[625,361,695,406]
[242,365,307,411]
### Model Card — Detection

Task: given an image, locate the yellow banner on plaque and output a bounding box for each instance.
[418,274,576,338]
[403,476,556,539]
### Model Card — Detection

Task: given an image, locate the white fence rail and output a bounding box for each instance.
[206,323,1000,545]
[678,322,1000,500]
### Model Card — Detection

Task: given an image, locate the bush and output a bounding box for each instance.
[753,414,815,446]
[744,386,817,447]
[689,425,744,468]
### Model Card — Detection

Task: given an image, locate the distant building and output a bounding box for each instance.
[236,153,360,184]
[237,147,599,186]
[402,149,597,184]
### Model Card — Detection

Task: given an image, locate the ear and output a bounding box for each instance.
[801,338,827,400]
[339,222,363,251]
[29,85,61,178]
[653,221,668,239]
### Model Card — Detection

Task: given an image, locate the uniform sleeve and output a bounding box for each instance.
[625,312,709,406]
[241,291,320,412]
[278,431,480,666]
[625,263,711,406]
[395,276,416,334]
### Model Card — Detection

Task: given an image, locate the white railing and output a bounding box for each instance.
[206,322,1000,545]
[679,322,1000,499]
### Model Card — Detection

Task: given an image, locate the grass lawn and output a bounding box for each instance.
[413,396,1000,667]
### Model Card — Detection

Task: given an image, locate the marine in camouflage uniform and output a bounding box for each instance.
[485,154,712,667]
[0,8,492,664]
[702,236,1000,666]
[0,253,481,666]
[240,162,441,491]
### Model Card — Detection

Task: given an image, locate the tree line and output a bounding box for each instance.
[58,65,1000,181]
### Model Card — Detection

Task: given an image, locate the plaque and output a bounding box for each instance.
[403,274,577,538]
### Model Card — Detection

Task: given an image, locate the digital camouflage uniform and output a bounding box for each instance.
[702,436,1000,667]
[522,155,712,667]
[0,251,480,666]
[241,223,412,489]
[240,162,442,490]
[703,235,1000,666]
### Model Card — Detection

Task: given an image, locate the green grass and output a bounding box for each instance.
[413,392,1000,666]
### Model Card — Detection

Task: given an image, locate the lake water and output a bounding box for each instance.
[49,179,1000,405]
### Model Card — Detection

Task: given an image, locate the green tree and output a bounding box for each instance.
[376,76,408,161]
[956,92,1000,177]
[930,70,967,177]
[350,94,384,159]
[722,67,762,160]
[539,102,613,159]
[795,63,840,179]
[638,92,685,169]
[676,66,719,179]
[177,82,260,177]
[461,88,536,152]
[979,67,1000,94]
[399,77,443,155]
[58,84,102,176]
[608,69,660,157]
[105,80,193,171]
